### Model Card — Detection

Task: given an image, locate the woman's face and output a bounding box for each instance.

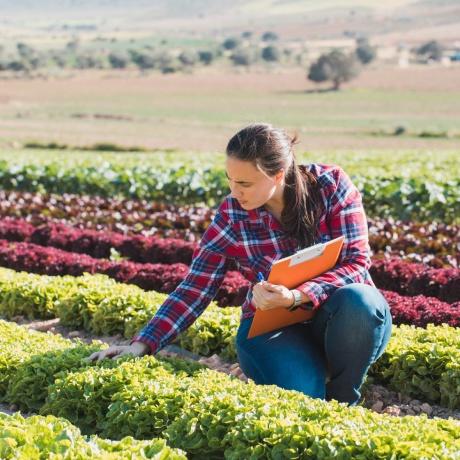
[225,157,284,210]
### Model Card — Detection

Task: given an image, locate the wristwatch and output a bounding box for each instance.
[287,289,303,311]
[292,289,303,306]
[287,289,314,312]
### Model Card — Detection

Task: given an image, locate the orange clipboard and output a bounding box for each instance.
[247,235,345,339]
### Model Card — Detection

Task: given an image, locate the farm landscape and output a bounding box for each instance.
[0,1,460,459]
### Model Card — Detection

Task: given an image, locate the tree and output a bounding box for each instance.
[75,53,102,69]
[17,42,35,60]
[129,49,155,70]
[108,52,129,69]
[241,31,253,39]
[198,50,215,65]
[222,37,240,50]
[7,60,29,72]
[230,48,256,67]
[261,45,281,62]
[416,40,444,62]
[355,38,376,65]
[16,42,42,70]
[153,50,180,74]
[262,31,278,42]
[178,50,198,66]
[308,50,360,90]
[51,52,67,68]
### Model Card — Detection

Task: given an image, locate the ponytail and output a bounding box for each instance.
[281,147,322,247]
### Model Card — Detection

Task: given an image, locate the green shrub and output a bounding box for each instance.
[0,320,70,396]
[369,324,460,408]
[41,356,202,434]
[5,342,104,412]
[0,319,459,458]
[0,412,186,459]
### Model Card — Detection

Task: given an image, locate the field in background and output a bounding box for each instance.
[1,65,460,152]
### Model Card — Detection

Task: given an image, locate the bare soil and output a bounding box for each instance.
[1,65,459,152]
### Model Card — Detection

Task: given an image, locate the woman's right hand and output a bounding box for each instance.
[87,341,150,362]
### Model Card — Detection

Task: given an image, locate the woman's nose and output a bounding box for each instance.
[229,184,243,199]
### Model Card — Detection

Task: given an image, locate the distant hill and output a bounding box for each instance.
[1,0,232,17]
[1,0,459,45]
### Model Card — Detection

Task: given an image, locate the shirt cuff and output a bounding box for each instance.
[130,335,159,355]
[297,282,326,309]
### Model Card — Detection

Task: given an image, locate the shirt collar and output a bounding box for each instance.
[248,206,283,231]
[226,196,283,231]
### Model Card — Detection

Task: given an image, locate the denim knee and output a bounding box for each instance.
[326,283,388,323]
[324,283,392,366]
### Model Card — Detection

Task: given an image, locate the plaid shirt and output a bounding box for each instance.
[133,163,374,354]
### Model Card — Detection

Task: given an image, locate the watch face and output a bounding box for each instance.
[293,290,302,306]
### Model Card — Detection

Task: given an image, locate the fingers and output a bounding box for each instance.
[87,350,105,362]
[261,282,282,292]
[258,281,284,295]
[253,283,284,310]
[252,287,263,307]
[253,289,271,310]
[86,346,122,362]
[100,350,117,360]
[112,349,133,360]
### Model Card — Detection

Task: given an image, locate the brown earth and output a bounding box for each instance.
[0,65,459,152]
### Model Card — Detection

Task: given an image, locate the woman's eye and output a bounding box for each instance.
[227,179,251,188]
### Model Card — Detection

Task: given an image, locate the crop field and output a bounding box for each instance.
[0,138,459,458]
[1,3,460,452]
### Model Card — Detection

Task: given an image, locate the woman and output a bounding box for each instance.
[89,123,392,406]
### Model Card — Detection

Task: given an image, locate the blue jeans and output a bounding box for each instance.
[235,283,392,405]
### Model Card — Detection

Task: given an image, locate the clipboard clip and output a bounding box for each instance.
[288,242,325,267]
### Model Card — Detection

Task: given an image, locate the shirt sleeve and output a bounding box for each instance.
[296,168,371,309]
[131,202,235,354]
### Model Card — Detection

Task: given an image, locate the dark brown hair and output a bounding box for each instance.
[226,123,323,248]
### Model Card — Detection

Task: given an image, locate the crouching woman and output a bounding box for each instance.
[88,123,392,406]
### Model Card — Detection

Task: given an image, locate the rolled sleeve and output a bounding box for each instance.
[131,201,236,354]
[131,246,230,354]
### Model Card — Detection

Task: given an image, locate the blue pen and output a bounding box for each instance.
[256,272,265,283]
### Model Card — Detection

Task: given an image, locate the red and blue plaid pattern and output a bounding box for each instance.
[133,163,375,353]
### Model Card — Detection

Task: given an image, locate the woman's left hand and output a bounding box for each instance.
[252,281,293,311]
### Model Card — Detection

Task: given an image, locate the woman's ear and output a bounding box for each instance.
[275,169,285,185]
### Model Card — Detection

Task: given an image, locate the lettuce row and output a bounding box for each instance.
[0,320,458,460]
[0,412,186,459]
[0,162,458,222]
[1,268,460,407]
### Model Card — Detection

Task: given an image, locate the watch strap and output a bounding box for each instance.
[293,289,303,306]
[287,289,303,311]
